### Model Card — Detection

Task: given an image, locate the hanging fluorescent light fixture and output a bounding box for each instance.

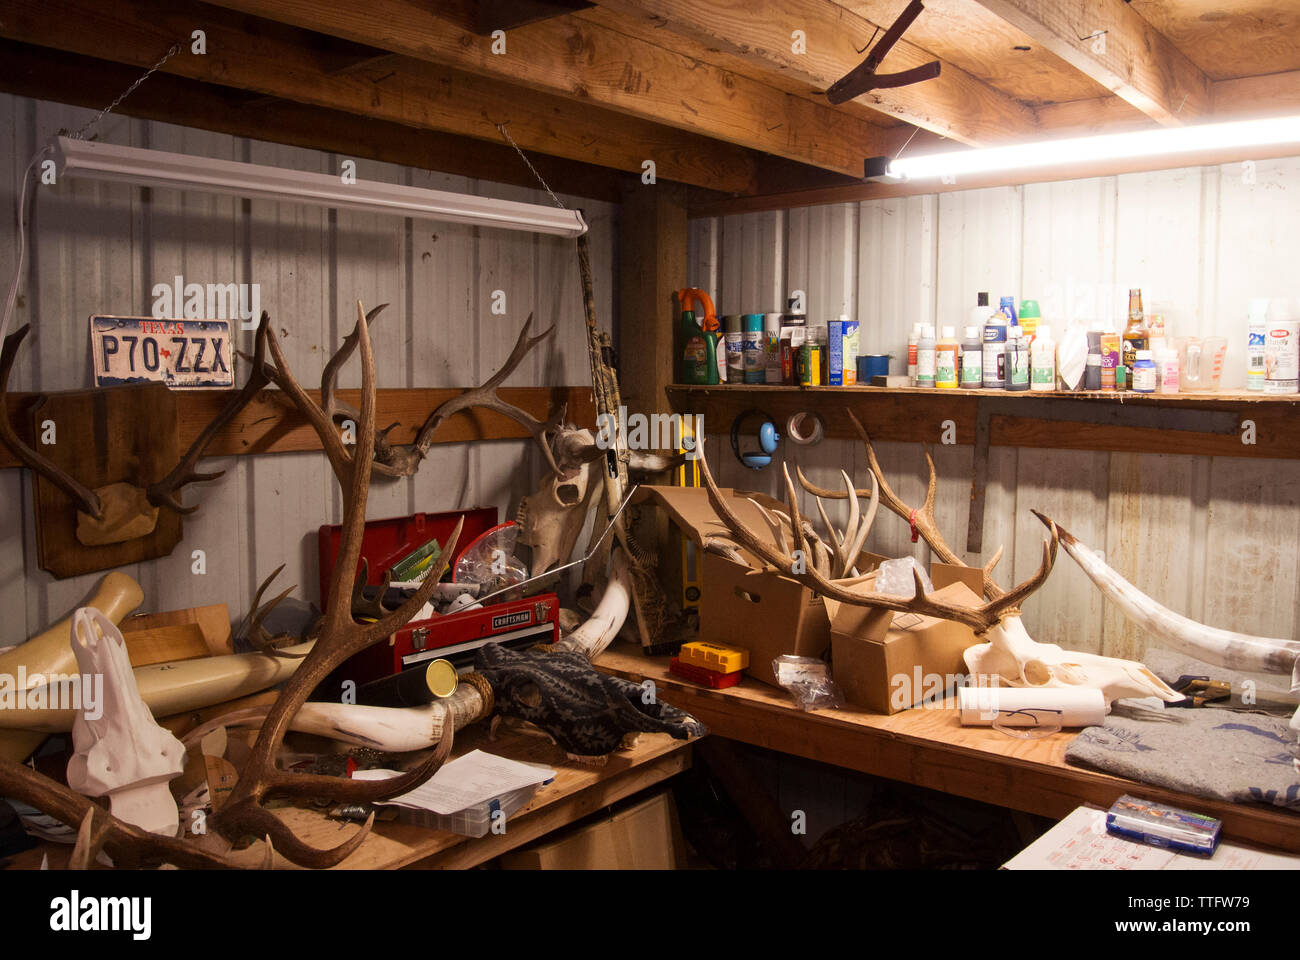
[53,136,587,237]
[883,114,1300,182]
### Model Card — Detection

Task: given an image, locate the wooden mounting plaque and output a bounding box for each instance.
[29,383,183,579]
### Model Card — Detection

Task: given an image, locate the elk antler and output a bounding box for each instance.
[797,409,1008,600]
[238,564,311,659]
[145,313,276,515]
[205,302,464,868]
[697,442,1056,635]
[0,325,103,518]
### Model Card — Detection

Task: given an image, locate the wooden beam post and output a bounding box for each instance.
[618,180,686,418]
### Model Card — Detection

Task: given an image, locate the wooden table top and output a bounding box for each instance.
[595,647,1300,854]
[3,721,692,870]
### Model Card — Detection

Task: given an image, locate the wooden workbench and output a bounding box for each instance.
[4,722,692,870]
[595,649,1300,854]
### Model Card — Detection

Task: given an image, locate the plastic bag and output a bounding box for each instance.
[771,655,844,712]
[453,521,527,597]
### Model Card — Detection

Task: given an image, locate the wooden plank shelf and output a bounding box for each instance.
[667,384,1300,460]
[0,385,595,470]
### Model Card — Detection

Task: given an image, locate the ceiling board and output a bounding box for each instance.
[1129,0,1300,81]
[836,0,1115,104]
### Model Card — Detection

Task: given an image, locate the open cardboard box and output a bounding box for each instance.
[827,555,984,714]
[632,485,831,686]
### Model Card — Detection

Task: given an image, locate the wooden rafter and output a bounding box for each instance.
[590,0,1040,145]
[969,0,1212,126]
[0,38,626,201]
[199,0,911,176]
[0,0,762,194]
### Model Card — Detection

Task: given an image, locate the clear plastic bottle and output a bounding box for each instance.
[1030,323,1056,392]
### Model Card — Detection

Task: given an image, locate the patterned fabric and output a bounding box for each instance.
[1066,706,1300,810]
[474,644,707,757]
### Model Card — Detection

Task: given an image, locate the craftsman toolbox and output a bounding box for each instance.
[317,508,559,694]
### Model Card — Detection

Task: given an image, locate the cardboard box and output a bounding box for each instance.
[632,485,831,687]
[500,789,684,870]
[828,560,985,714]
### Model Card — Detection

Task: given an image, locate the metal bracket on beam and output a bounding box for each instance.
[965,397,1240,554]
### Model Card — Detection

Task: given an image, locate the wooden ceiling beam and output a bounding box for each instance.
[588,0,1039,145]
[968,0,1211,126]
[0,37,630,201]
[0,0,762,194]
[200,0,907,177]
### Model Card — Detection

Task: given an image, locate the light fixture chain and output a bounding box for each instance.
[66,42,184,142]
[495,122,567,211]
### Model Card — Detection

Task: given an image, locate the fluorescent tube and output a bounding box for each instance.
[886,114,1300,182]
[53,136,588,237]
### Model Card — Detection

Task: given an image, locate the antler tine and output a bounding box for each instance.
[408,314,563,477]
[0,326,103,519]
[260,322,353,481]
[319,303,388,425]
[845,408,1004,598]
[215,800,373,870]
[746,497,790,555]
[242,565,307,659]
[983,522,1059,622]
[147,313,275,515]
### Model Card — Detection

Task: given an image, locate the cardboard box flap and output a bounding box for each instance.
[632,485,789,568]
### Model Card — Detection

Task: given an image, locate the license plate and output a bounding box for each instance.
[90,316,234,389]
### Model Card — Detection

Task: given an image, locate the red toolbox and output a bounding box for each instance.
[317,508,559,693]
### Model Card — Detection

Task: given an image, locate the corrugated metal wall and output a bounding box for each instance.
[0,93,617,649]
[691,158,1300,665]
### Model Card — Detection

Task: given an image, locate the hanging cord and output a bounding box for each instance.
[1,42,184,348]
[494,121,568,211]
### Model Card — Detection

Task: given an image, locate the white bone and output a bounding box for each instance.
[66,608,186,836]
[963,614,1183,706]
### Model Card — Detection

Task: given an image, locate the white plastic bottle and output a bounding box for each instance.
[916,324,937,388]
[1030,323,1056,392]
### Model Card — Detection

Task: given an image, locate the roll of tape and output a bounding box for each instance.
[786,411,825,446]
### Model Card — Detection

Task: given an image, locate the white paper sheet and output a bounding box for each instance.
[353,750,554,815]
[1004,805,1300,870]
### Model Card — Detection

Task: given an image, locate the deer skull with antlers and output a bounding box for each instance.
[695,410,1180,707]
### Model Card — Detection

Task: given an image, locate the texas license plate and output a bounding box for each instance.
[90,316,234,389]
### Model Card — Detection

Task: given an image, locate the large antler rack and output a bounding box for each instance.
[205,302,465,868]
[696,440,1057,636]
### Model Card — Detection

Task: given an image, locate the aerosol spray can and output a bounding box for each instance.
[1247,298,1268,391]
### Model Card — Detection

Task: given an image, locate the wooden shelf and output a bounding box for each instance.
[596,650,1300,855]
[667,383,1300,460]
[0,385,595,471]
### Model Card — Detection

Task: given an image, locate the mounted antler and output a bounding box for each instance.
[311,311,568,480]
[144,313,276,515]
[0,325,103,518]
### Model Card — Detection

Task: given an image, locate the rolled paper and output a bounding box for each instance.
[958,685,1106,728]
